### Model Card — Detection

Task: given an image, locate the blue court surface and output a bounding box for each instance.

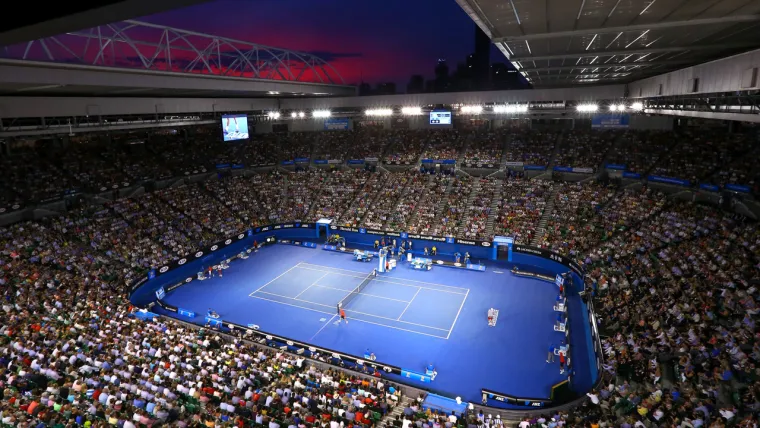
[160,244,567,403]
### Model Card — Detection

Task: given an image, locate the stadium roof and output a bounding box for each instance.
[456,0,760,87]
[0,0,209,45]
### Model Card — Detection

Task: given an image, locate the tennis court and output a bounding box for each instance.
[249,262,469,339]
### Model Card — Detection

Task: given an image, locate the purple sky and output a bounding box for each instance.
[138,0,501,87]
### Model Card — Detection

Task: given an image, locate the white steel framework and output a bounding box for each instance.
[0,20,346,85]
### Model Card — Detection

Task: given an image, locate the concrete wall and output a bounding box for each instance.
[0,86,625,119]
[628,114,674,130]
[629,48,760,98]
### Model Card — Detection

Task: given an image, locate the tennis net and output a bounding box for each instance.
[338,269,376,309]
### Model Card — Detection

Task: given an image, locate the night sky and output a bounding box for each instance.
[140,0,501,87]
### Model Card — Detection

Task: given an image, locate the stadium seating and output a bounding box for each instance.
[1,126,758,427]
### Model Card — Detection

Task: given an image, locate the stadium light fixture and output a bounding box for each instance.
[298,111,305,118]
[365,109,394,117]
[401,107,422,115]
[267,111,281,119]
[290,112,297,118]
[312,110,331,118]
[493,105,529,114]
[576,104,598,113]
[631,102,644,111]
[461,105,483,114]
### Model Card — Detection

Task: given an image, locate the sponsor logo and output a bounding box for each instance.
[195,251,203,258]
[238,234,244,239]
[159,266,169,273]
[185,277,192,283]
[331,353,341,359]
[210,245,218,251]
[481,242,491,247]
[286,341,294,346]
[330,225,337,229]
[265,335,273,340]
[309,347,317,352]
[531,403,542,407]
[383,366,393,373]
[178,258,187,265]
[457,239,476,246]
[225,239,232,245]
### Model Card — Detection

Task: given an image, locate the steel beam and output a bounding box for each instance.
[0,0,210,46]
[494,15,760,42]
[509,42,757,62]
[518,60,687,72]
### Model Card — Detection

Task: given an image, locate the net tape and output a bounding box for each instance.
[339,269,375,309]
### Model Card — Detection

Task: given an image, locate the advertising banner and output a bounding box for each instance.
[553,166,572,172]
[622,171,641,179]
[481,389,549,407]
[511,244,584,278]
[391,117,409,129]
[464,162,498,168]
[324,118,349,130]
[591,114,630,129]
[421,159,456,164]
[328,159,342,164]
[505,161,524,167]
[523,165,547,171]
[0,203,23,214]
[605,164,626,170]
[725,184,751,193]
[347,160,365,165]
[648,175,690,187]
[314,160,328,165]
[364,157,379,163]
[328,225,490,247]
[699,183,720,192]
[572,167,594,174]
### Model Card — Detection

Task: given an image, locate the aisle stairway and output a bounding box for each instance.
[484,179,503,238]
[378,396,415,428]
[530,185,558,247]
[456,180,482,238]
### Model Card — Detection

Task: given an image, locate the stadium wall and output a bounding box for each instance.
[629,48,760,98]
[0,86,624,119]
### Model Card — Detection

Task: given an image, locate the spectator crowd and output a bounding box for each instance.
[1,125,759,427]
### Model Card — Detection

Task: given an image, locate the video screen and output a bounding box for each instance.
[221,114,250,141]
[429,111,451,125]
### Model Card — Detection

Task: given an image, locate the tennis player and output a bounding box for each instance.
[339,306,348,324]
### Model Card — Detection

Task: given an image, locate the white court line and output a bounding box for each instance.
[446,289,470,340]
[248,264,302,296]
[310,314,337,341]
[249,295,447,339]
[253,289,449,331]
[397,287,421,321]
[294,272,329,299]
[295,265,468,295]
[310,284,411,303]
[297,262,470,291]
